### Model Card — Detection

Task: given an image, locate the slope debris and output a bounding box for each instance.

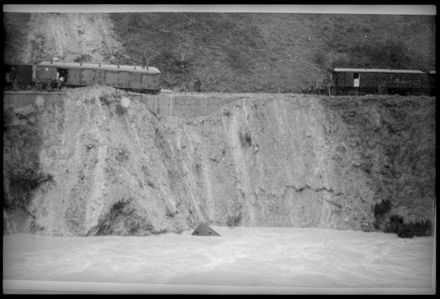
[3,87,435,236]
[5,13,126,64]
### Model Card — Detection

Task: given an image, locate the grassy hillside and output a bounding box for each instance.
[4,12,436,92]
[3,13,32,64]
[109,13,435,92]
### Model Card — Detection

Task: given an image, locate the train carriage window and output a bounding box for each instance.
[353,72,360,87]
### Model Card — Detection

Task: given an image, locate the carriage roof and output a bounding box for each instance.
[332,68,424,74]
[38,61,161,74]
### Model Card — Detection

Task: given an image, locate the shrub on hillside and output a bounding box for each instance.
[226,200,243,228]
[227,214,242,228]
[239,131,253,148]
[373,199,392,230]
[74,54,93,63]
[7,169,54,209]
[384,214,403,233]
[380,213,432,238]
[374,199,392,218]
[115,103,127,115]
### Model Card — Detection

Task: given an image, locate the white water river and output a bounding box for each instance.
[3,227,435,294]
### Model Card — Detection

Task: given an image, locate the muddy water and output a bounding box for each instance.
[3,227,435,291]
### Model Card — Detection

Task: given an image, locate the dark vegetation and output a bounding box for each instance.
[227,201,243,228]
[3,13,31,63]
[226,213,242,228]
[373,200,432,238]
[4,108,53,212]
[384,215,432,238]
[239,131,253,148]
[91,199,167,236]
[99,94,111,105]
[115,103,127,115]
[6,168,54,209]
[373,199,392,222]
[74,54,93,64]
[323,97,435,238]
[115,148,129,163]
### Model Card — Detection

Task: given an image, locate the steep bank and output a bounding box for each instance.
[3,87,435,236]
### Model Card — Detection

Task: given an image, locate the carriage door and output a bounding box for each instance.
[57,68,69,83]
[353,72,360,87]
[68,68,81,86]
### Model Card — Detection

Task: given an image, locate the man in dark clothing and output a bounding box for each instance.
[10,67,18,91]
[194,79,201,92]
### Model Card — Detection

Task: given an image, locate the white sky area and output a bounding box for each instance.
[3,227,435,294]
[3,5,436,15]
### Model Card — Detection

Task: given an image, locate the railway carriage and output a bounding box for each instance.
[5,61,161,93]
[35,61,161,93]
[329,68,433,96]
[4,64,34,90]
[428,71,436,96]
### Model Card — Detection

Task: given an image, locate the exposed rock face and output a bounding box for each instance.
[22,13,125,64]
[3,87,435,236]
[321,97,436,228]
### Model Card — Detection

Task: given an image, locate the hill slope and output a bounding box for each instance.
[4,13,126,66]
[4,12,436,92]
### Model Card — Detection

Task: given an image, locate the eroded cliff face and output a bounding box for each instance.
[3,87,435,236]
[21,13,125,64]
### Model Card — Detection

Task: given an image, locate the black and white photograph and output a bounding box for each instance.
[2,4,436,294]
